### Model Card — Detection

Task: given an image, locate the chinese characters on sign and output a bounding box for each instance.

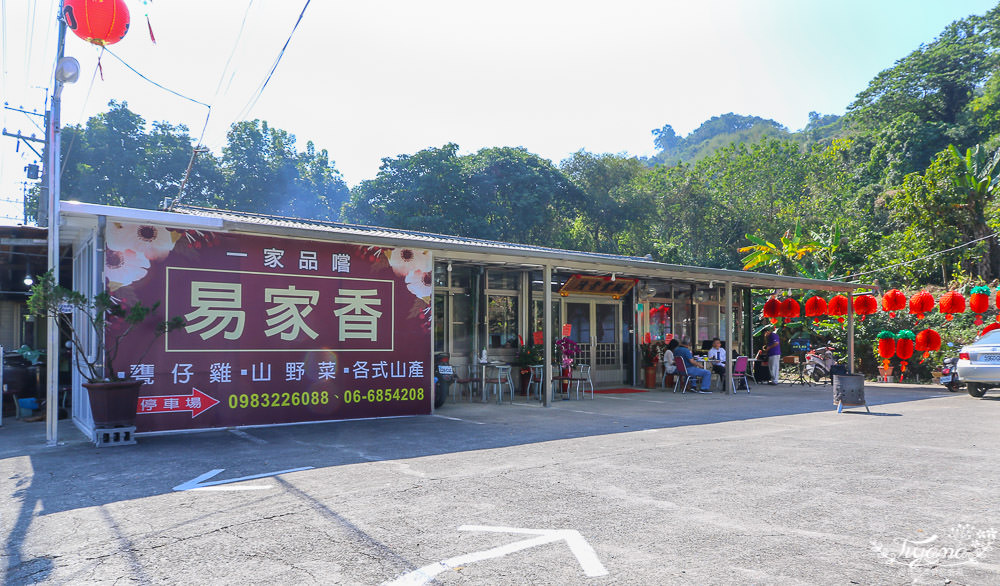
[108,224,432,433]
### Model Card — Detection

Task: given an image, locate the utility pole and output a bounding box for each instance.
[45,11,77,446]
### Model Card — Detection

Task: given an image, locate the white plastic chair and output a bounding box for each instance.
[527,365,544,400]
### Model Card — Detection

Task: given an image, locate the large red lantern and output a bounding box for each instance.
[914,329,941,363]
[780,298,800,324]
[828,295,849,324]
[881,289,907,318]
[909,291,935,320]
[762,297,780,325]
[854,294,878,321]
[896,330,915,374]
[969,286,990,326]
[939,291,966,322]
[804,296,827,323]
[876,331,896,370]
[63,0,131,46]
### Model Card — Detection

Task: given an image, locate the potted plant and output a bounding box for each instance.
[512,344,542,394]
[554,337,579,393]
[639,343,659,388]
[26,272,184,429]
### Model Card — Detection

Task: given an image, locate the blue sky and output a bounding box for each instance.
[1,0,997,223]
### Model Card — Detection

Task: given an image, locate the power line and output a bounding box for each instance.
[235,0,311,121]
[835,232,997,282]
[103,48,211,109]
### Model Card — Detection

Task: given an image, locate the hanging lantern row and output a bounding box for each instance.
[762,289,1000,324]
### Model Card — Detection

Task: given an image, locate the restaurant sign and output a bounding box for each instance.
[106,222,432,433]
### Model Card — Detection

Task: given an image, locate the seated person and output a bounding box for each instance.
[707,338,726,376]
[662,339,678,375]
[673,339,712,393]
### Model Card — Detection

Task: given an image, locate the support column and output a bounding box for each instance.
[725,281,733,393]
[847,292,855,374]
[543,265,553,407]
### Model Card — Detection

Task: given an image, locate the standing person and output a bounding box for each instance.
[674,338,712,393]
[707,337,726,376]
[764,326,781,385]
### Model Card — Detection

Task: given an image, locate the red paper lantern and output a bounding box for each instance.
[762,297,780,325]
[63,0,131,46]
[969,286,990,326]
[908,291,935,320]
[780,298,800,323]
[914,329,941,363]
[828,295,849,324]
[854,294,878,321]
[876,331,896,370]
[881,289,906,318]
[896,330,915,374]
[804,296,827,323]
[938,291,966,322]
[981,322,1000,337]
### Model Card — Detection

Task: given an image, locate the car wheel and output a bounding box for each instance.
[967,383,987,398]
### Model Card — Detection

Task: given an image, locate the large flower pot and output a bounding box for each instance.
[83,379,143,428]
[643,366,657,389]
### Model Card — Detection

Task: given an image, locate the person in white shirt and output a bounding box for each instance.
[707,337,726,375]
[662,339,678,374]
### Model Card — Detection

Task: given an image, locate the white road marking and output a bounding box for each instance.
[228,429,268,444]
[173,467,313,491]
[384,525,608,585]
[432,414,485,425]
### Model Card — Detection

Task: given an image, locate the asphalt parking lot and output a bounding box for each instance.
[2,382,999,585]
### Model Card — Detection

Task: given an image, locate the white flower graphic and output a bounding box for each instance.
[386,248,430,277]
[105,248,151,290]
[405,269,432,302]
[107,223,177,262]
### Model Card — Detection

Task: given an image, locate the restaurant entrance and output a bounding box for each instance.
[563,298,624,387]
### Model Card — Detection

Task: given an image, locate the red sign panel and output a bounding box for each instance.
[561,323,572,337]
[107,222,433,432]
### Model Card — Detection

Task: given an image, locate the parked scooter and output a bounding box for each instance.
[939,356,962,392]
[803,345,837,383]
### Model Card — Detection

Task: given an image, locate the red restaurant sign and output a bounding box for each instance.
[107,222,433,432]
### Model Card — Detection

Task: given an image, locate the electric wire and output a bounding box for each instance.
[102,48,211,109]
[235,0,311,122]
[60,53,105,182]
[834,232,998,282]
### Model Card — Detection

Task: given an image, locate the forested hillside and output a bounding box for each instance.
[48,3,1000,288]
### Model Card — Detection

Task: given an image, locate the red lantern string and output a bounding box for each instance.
[804,296,827,324]
[881,289,906,318]
[914,329,941,364]
[909,290,935,320]
[939,291,966,322]
[828,295,849,325]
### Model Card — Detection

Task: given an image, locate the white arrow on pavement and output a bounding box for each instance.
[172,466,314,492]
[385,525,608,585]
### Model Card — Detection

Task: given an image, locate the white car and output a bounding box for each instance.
[956,329,1000,397]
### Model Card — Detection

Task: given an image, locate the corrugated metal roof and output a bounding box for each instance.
[170,204,869,292]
